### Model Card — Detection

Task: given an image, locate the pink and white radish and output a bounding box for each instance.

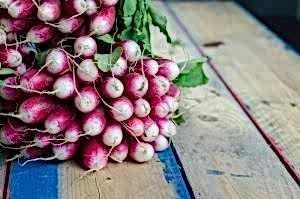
[166,83,180,100]
[101,0,119,7]
[100,77,124,98]
[156,118,177,138]
[64,121,81,143]
[20,69,54,92]
[0,28,6,45]
[7,0,35,19]
[150,134,169,152]
[133,98,151,118]
[101,122,123,147]
[44,106,74,134]
[140,117,159,142]
[109,56,128,77]
[45,49,70,75]
[124,116,144,137]
[108,96,133,122]
[150,98,169,119]
[26,24,55,43]
[136,59,159,76]
[74,36,97,58]
[146,75,170,99]
[89,6,116,36]
[0,15,34,32]
[110,140,128,163]
[33,133,54,148]
[0,119,29,145]
[0,77,22,101]
[20,146,49,159]
[156,59,180,81]
[0,96,57,124]
[123,73,148,99]
[37,0,62,22]
[114,40,141,62]
[80,138,108,170]
[74,86,99,113]
[161,95,179,116]
[85,0,97,16]
[82,107,106,136]
[129,141,154,162]
[51,142,79,160]
[77,59,100,83]
[53,73,75,99]
[57,16,84,33]
[0,48,22,68]
[63,0,88,16]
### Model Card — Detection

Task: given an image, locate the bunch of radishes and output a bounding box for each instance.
[0,0,182,171]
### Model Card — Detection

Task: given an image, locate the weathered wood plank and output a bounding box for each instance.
[152,0,300,198]
[167,0,300,178]
[0,150,8,199]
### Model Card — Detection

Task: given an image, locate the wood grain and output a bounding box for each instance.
[0,150,7,199]
[167,1,300,178]
[152,0,300,198]
[59,158,174,199]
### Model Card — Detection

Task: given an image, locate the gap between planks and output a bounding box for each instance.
[161,0,300,186]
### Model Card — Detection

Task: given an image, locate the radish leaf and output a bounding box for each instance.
[94,47,123,72]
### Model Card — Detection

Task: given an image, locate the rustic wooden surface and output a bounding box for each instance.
[166,0,300,178]
[152,0,300,198]
[0,150,7,199]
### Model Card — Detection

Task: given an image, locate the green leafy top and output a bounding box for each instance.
[94,47,123,72]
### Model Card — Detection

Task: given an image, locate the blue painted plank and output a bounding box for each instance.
[157,147,191,199]
[9,160,58,199]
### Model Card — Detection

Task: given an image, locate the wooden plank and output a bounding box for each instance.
[8,148,190,199]
[167,1,300,178]
[0,150,8,199]
[152,0,300,198]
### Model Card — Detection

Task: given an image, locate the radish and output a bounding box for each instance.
[85,0,97,16]
[0,77,22,101]
[124,116,144,137]
[110,140,128,163]
[101,0,119,7]
[37,0,62,22]
[51,142,79,160]
[77,59,100,83]
[100,77,124,98]
[108,96,133,122]
[166,83,180,100]
[44,106,74,134]
[45,49,70,75]
[109,56,128,77]
[82,107,106,136]
[0,0,13,8]
[146,75,170,98]
[6,32,17,43]
[63,0,88,16]
[20,69,54,92]
[33,133,54,148]
[156,59,180,81]
[0,28,6,45]
[64,121,81,143]
[74,36,97,58]
[123,73,148,99]
[21,146,49,159]
[101,121,123,147]
[129,141,154,163]
[140,117,159,142]
[161,95,179,115]
[0,48,22,68]
[156,118,176,138]
[80,138,108,170]
[7,0,35,19]
[57,16,84,34]
[0,15,35,32]
[74,86,100,113]
[133,98,151,118]
[114,40,141,62]
[26,24,55,43]
[52,73,75,99]
[150,98,169,119]
[0,119,29,145]
[136,59,159,77]
[150,134,169,152]
[0,96,57,124]
[89,6,116,36]
[72,23,88,37]
[15,63,26,75]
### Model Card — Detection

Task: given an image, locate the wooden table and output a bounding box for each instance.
[1,1,300,198]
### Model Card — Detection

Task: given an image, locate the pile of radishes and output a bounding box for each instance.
[0,0,182,171]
